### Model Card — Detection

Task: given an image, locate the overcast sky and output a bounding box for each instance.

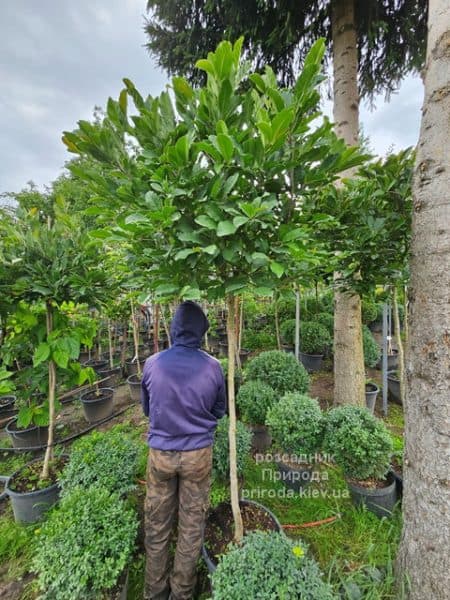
[0,0,424,195]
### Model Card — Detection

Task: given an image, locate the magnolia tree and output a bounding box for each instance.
[63,38,362,540]
[0,199,106,478]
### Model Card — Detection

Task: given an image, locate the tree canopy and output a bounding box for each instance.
[144,0,427,100]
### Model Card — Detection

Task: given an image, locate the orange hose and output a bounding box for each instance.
[282,515,340,529]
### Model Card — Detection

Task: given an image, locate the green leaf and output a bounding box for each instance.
[53,348,69,369]
[174,248,196,260]
[203,245,218,255]
[251,252,269,267]
[216,134,234,162]
[233,216,248,229]
[195,215,216,229]
[0,370,13,381]
[217,220,237,237]
[33,342,51,367]
[154,283,178,296]
[195,59,216,76]
[270,261,285,278]
[175,135,190,164]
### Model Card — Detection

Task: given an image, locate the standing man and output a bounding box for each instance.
[141,301,226,600]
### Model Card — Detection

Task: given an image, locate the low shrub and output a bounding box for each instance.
[241,330,277,351]
[266,393,325,456]
[361,297,378,324]
[300,321,332,355]
[32,486,138,600]
[212,531,336,599]
[60,429,140,496]
[363,325,381,368]
[245,350,309,396]
[314,312,334,336]
[280,318,296,345]
[213,416,252,480]
[323,405,393,481]
[236,380,276,425]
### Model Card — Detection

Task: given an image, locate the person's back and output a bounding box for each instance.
[141,301,226,600]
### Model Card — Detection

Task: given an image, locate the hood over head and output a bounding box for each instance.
[170,301,209,348]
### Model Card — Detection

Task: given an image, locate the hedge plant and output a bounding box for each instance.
[245,350,309,396]
[32,486,138,600]
[323,405,393,481]
[363,325,381,368]
[266,393,325,457]
[60,429,141,497]
[313,312,334,336]
[236,380,276,425]
[213,416,252,481]
[299,321,332,355]
[212,531,336,599]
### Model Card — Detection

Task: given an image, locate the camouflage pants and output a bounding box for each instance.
[144,446,212,600]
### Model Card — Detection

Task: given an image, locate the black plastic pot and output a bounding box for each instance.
[276,460,313,491]
[365,383,379,414]
[387,371,401,403]
[282,344,294,354]
[390,465,403,498]
[5,457,64,523]
[0,395,16,414]
[98,366,122,388]
[127,374,141,403]
[347,471,397,518]
[218,342,228,357]
[5,418,49,450]
[249,424,272,453]
[201,499,282,574]
[376,349,399,371]
[299,351,324,372]
[125,358,146,377]
[239,348,251,366]
[83,359,108,374]
[80,388,114,423]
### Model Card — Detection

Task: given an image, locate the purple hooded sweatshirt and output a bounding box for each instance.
[141,301,226,451]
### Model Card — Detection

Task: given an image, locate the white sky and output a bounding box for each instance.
[0,0,424,195]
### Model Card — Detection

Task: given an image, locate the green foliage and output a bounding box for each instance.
[313,312,334,336]
[236,380,276,425]
[213,416,252,480]
[363,325,380,368]
[323,406,393,481]
[0,512,34,565]
[212,531,336,599]
[245,350,309,396]
[241,330,276,351]
[266,393,325,456]
[300,321,332,355]
[32,486,138,600]
[280,318,296,345]
[0,366,15,396]
[361,297,378,324]
[60,429,140,496]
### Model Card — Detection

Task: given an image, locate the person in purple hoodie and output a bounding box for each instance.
[141,301,226,600]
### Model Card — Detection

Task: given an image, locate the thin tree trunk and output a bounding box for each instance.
[120,321,128,372]
[295,286,300,361]
[153,303,160,354]
[274,294,282,350]
[108,318,114,368]
[41,302,55,480]
[396,1,450,596]
[403,284,409,345]
[226,295,244,542]
[331,0,365,407]
[392,287,405,405]
[130,299,142,378]
[161,305,172,348]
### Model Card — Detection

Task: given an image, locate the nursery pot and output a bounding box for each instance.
[125,358,146,377]
[365,383,379,414]
[80,387,114,423]
[0,394,16,414]
[83,358,108,374]
[249,424,272,453]
[390,464,403,498]
[376,349,399,370]
[299,351,324,372]
[201,499,282,574]
[276,460,313,492]
[282,344,294,354]
[5,418,49,450]
[98,365,122,388]
[127,374,141,403]
[218,342,228,357]
[5,456,65,523]
[347,471,397,518]
[387,371,401,404]
[239,348,251,366]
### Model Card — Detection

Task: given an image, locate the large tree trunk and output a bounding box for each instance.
[396,2,450,597]
[331,0,365,406]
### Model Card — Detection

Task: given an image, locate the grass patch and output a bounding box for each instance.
[0,507,35,580]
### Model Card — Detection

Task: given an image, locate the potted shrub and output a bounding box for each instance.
[298,321,332,372]
[210,531,335,598]
[280,318,295,353]
[245,350,310,398]
[365,380,379,414]
[31,486,138,600]
[266,393,325,490]
[236,380,276,452]
[80,378,114,424]
[363,325,381,369]
[314,311,334,336]
[212,415,252,483]
[324,405,396,517]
